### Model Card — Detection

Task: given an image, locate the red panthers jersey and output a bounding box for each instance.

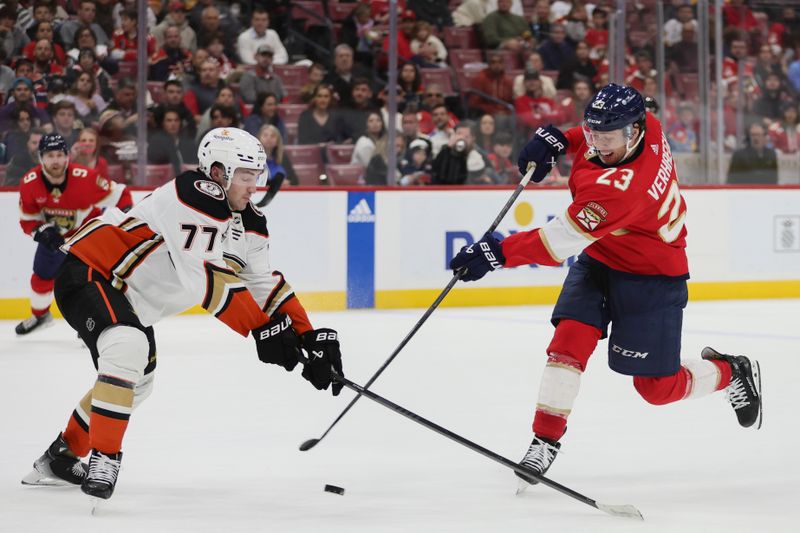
[19,164,133,238]
[502,112,689,277]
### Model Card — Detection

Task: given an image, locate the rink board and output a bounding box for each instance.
[0,187,798,317]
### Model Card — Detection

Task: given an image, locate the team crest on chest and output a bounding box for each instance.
[195,180,225,200]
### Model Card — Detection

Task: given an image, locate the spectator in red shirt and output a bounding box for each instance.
[768,102,800,154]
[468,52,514,119]
[381,9,416,63]
[722,0,758,34]
[110,9,155,62]
[23,21,67,65]
[514,69,563,132]
[32,39,64,77]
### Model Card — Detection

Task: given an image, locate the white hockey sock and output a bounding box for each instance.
[536,354,583,418]
[682,359,722,400]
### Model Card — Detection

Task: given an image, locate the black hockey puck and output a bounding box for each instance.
[324,484,345,495]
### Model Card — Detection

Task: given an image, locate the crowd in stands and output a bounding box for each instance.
[0,0,799,187]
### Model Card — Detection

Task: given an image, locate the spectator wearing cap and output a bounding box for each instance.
[398,137,433,186]
[324,44,371,108]
[149,24,193,82]
[0,78,50,131]
[1,5,29,58]
[110,9,156,62]
[481,0,529,51]
[184,59,225,120]
[239,44,285,104]
[514,69,563,132]
[148,106,198,176]
[237,7,288,66]
[60,0,109,47]
[468,52,515,119]
[154,1,197,53]
[50,100,80,148]
[381,10,417,63]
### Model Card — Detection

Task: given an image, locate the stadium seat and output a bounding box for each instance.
[325,144,355,164]
[325,164,364,186]
[420,68,456,96]
[291,1,327,30]
[106,164,125,183]
[449,49,484,71]
[442,26,479,49]
[131,164,174,187]
[293,163,324,185]
[116,61,137,79]
[274,64,310,87]
[327,1,353,22]
[284,144,324,167]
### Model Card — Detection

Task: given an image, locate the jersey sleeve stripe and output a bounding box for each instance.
[264,279,294,317]
[202,262,243,312]
[540,213,597,260]
[223,252,246,272]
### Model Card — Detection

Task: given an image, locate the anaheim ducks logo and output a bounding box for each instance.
[194,179,225,200]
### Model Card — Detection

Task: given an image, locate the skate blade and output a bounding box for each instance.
[753,360,763,430]
[91,497,101,515]
[21,469,72,486]
[515,477,530,495]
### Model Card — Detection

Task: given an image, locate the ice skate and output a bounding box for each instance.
[702,347,762,429]
[15,312,53,335]
[515,436,561,494]
[21,433,87,486]
[82,449,123,500]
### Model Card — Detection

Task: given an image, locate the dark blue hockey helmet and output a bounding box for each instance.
[583,83,645,132]
[38,133,69,157]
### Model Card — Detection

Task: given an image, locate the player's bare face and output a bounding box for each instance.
[227,168,262,211]
[41,151,68,183]
[584,124,640,165]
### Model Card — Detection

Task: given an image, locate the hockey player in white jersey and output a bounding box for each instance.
[22,128,345,501]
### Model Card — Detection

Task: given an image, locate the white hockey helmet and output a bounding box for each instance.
[197,127,268,189]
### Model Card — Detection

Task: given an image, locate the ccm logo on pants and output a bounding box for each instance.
[612,344,649,359]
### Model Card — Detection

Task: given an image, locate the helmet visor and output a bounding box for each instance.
[582,122,628,152]
[230,166,269,188]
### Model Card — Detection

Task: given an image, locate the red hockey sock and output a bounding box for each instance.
[30,274,54,315]
[532,320,602,441]
[633,369,690,405]
[710,359,733,390]
[63,390,92,457]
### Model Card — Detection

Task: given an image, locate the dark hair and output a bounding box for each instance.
[72,25,98,49]
[494,131,513,145]
[155,105,183,128]
[116,77,137,91]
[352,77,372,90]
[206,31,225,45]
[52,100,77,114]
[27,20,53,41]
[11,106,33,124]
[399,62,422,93]
[70,70,97,96]
[164,79,183,90]
[121,8,137,22]
[253,92,278,115]
[209,103,238,124]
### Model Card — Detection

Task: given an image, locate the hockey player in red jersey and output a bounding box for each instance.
[450,84,763,491]
[22,127,345,502]
[16,133,132,335]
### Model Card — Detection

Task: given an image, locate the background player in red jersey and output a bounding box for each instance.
[450,84,763,491]
[16,133,132,335]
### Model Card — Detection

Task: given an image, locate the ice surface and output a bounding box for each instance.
[1,300,798,532]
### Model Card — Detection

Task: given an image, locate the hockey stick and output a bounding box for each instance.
[299,165,538,452]
[255,172,285,208]
[319,367,643,520]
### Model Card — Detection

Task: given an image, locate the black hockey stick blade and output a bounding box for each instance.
[298,165,538,452]
[327,370,643,520]
[255,172,285,208]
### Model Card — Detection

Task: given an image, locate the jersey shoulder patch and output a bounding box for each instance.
[175,171,231,222]
[239,202,269,238]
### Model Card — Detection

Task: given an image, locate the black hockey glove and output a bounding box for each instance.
[517,124,568,182]
[449,232,505,282]
[253,313,302,371]
[301,329,344,396]
[32,224,65,252]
